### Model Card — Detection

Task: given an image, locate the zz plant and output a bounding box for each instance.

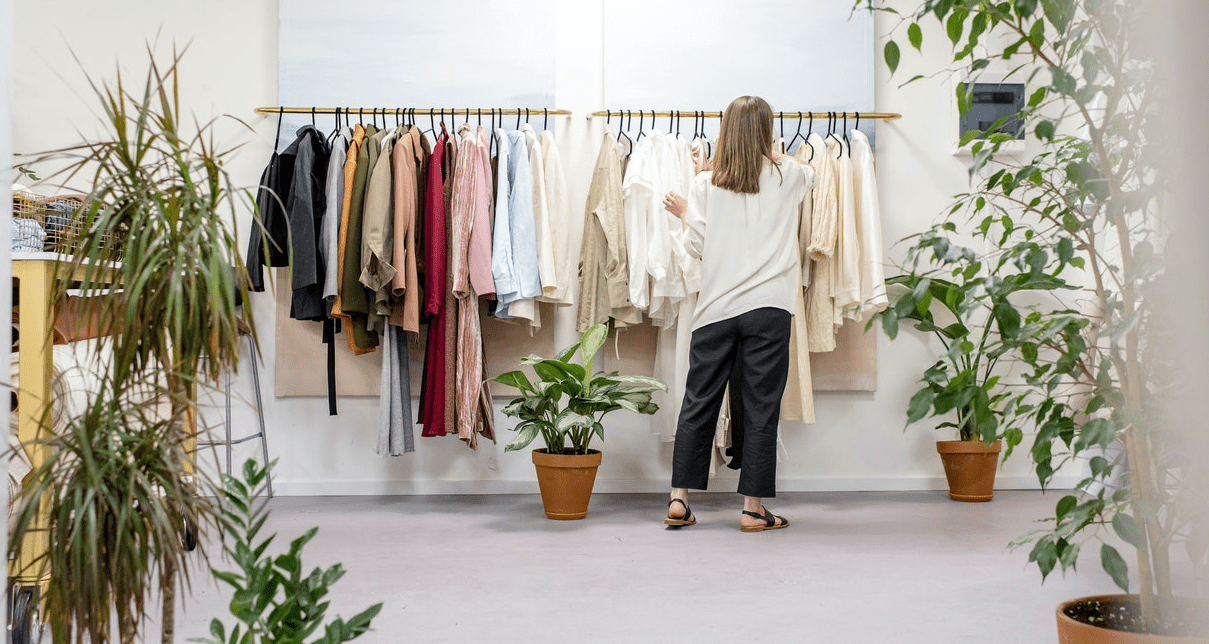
[491,323,667,455]
[194,459,382,644]
[859,0,1207,631]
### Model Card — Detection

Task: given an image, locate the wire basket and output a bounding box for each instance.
[12,191,122,259]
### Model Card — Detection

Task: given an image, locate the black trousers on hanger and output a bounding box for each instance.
[671,307,791,498]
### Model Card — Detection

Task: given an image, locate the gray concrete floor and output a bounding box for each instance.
[154,490,1132,644]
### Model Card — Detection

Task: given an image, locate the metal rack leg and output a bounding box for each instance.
[247,333,272,498]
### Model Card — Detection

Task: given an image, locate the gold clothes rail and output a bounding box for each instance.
[254,106,572,116]
[589,110,901,120]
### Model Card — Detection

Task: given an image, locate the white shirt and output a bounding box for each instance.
[675,159,808,331]
[849,130,889,319]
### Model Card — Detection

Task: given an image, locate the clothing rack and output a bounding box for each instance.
[589,110,900,120]
[254,106,571,117]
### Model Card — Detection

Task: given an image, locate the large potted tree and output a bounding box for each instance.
[9,48,255,644]
[491,323,666,520]
[861,0,1208,640]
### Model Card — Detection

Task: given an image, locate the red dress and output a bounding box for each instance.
[419,128,450,437]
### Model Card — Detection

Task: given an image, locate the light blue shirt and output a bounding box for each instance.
[492,130,541,317]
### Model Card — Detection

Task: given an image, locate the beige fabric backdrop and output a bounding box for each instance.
[274,269,557,397]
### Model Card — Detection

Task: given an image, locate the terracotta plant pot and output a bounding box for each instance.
[1056,595,1209,644]
[935,439,1002,502]
[531,449,603,520]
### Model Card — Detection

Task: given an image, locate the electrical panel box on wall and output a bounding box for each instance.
[960,82,1025,141]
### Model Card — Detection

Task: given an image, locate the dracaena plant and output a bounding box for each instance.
[858,0,1208,632]
[9,45,257,644]
[491,323,667,455]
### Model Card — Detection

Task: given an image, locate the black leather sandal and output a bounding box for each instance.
[664,498,696,527]
[740,506,788,532]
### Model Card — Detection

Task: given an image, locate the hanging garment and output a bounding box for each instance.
[537,130,574,306]
[376,324,413,455]
[525,124,557,298]
[493,130,541,322]
[419,127,451,437]
[450,124,496,449]
[621,133,656,312]
[690,136,710,175]
[332,124,374,356]
[648,133,694,327]
[360,127,400,333]
[778,147,818,423]
[577,129,641,332]
[245,141,290,292]
[337,124,384,352]
[321,127,351,303]
[805,132,839,353]
[281,125,332,322]
[440,133,459,439]
[849,129,889,320]
[651,134,698,441]
[388,125,430,332]
[831,136,861,327]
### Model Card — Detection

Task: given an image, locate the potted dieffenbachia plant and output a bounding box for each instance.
[491,323,666,519]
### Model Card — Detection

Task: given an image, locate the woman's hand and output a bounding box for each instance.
[663,192,687,219]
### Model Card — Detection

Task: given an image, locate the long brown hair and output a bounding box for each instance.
[710,96,778,194]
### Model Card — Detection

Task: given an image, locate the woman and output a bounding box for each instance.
[662,96,807,532]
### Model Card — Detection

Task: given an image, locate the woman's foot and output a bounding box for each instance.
[665,497,696,527]
[740,506,788,532]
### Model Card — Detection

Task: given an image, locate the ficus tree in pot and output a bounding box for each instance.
[9,47,256,644]
[858,0,1208,636]
[872,233,1077,500]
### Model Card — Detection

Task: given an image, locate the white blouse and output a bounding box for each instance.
[675,159,808,331]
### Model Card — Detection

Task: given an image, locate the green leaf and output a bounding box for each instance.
[1100,544,1130,592]
[907,22,923,51]
[1028,18,1045,49]
[906,388,935,424]
[1035,119,1055,142]
[555,339,582,364]
[946,11,964,45]
[884,40,901,74]
[993,301,1022,337]
[611,374,668,392]
[1055,494,1078,520]
[504,423,540,452]
[1074,418,1116,452]
[1015,0,1039,16]
[490,370,534,393]
[1112,514,1147,550]
[1041,0,1072,32]
[579,323,609,374]
[1027,86,1047,107]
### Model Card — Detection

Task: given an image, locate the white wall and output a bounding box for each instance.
[12,0,1080,495]
[2,0,15,566]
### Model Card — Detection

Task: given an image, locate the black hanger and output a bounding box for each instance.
[273,107,283,153]
[310,107,316,129]
[619,110,633,152]
[543,108,548,132]
[787,112,805,155]
[855,112,861,139]
[515,109,521,130]
[830,112,843,159]
[842,112,851,149]
[636,109,646,141]
[674,110,680,137]
[525,108,530,129]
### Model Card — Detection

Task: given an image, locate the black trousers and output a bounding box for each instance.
[671,307,791,498]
